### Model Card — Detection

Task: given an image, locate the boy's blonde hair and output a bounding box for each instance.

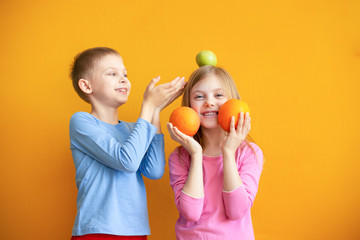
[182,65,255,148]
[70,47,120,103]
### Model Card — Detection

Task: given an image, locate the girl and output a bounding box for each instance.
[167,65,263,240]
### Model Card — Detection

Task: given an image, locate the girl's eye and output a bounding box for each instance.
[108,72,117,76]
[216,93,224,97]
[123,73,128,78]
[194,95,203,99]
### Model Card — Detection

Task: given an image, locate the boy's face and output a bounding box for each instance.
[89,54,131,108]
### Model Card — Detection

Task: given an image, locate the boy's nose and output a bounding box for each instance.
[119,76,128,84]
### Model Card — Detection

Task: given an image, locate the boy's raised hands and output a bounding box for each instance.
[140,76,186,123]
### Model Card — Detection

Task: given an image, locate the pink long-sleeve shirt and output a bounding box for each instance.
[169,142,263,240]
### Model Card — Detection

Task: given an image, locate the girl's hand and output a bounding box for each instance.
[167,122,202,156]
[143,76,185,110]
[222,112,251,154]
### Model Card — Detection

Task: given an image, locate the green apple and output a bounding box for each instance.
[196,50,217,67]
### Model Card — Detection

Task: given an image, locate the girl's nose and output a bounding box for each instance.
[205,98,215,107]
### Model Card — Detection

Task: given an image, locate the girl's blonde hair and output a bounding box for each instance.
[182,65,256,148]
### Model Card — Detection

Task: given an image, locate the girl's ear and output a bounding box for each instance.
[78,79,92,94]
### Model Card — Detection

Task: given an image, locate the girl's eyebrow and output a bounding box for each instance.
[191,90,204,94]
[191,88,224,94]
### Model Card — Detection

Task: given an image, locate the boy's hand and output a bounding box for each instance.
[156,78,187,111]
[143,76,186,110]
[140,76,185,123]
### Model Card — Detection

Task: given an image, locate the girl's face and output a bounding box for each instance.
[189,74,229,129]
[90,54,131,108]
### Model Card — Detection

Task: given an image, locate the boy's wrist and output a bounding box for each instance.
[153,107,161,115]
[140,102,155,122]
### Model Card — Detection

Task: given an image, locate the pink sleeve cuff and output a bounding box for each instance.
[222,184,251,220]
[179,191,204,222]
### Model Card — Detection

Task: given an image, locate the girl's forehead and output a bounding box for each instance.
[191,75,223,92]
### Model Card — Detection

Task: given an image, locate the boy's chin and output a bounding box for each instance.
[110,98,127,108]
[116,99,128,106]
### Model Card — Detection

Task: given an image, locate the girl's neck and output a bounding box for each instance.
[202,126,226,156]
[90,105,119,125]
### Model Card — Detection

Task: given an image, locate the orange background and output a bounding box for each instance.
[1,0,360,239]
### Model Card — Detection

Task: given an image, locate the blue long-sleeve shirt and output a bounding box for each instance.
[69,112,165,236]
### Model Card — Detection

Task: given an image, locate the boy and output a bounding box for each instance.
[69,47,185,239]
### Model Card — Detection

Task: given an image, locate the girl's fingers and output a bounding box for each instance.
[243,113,251,133]
[172,125,187,141]
[167,122,173,132]
[167,123,185,142]
[229,116,236,134]
[236,112,244,133]
[166,123,174,136]
[167,123,178,139]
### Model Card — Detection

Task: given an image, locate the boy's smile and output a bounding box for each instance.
[115,88,128,94]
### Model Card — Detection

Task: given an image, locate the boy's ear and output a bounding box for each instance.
[78,79,92,94]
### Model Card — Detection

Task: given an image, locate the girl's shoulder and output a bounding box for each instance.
[170,146,190,158]
[169,146,191,166]
[239,141,262,154]
[236,142,264,167]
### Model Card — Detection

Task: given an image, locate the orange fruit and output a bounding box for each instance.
[218,99,250,132]
[169,107,200,136]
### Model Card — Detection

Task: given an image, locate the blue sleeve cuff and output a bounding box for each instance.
[136,118,157,135]
[154,133,164,141]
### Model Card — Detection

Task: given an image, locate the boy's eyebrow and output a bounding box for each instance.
[103,67,127,72]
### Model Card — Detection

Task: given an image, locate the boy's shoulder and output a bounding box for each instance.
[70,111,135,129]
[69,112,99,129]
[70,111,93,122]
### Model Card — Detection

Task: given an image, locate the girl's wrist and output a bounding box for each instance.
[222,147,236,157]
[190,150,202,159]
